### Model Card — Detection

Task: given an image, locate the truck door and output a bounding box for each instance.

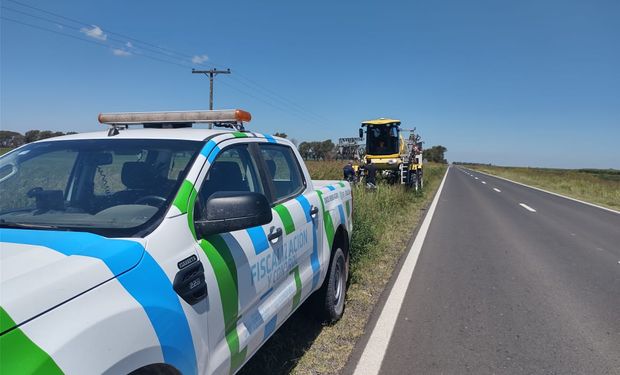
[257,144,323,313]
[191,141,275,374]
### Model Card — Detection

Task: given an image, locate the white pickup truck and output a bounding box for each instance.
[0,110,353,375]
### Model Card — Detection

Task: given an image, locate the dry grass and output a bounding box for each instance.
[241,161,447,375]
[466,164,620,210]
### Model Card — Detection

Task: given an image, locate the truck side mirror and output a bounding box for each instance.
[359,128,364,139]
[195,191,272,238]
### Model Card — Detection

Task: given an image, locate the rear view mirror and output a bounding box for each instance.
[359,128,364,139]
[92,152,113,166]
[195,191,272,238]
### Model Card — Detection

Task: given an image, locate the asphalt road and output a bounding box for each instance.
[351,167,620,375]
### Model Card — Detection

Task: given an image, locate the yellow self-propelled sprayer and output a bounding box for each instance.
[358,117,424,189]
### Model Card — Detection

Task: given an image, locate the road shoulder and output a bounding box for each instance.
[343,167,450,375]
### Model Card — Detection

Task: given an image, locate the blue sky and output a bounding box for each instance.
[1,0,619,168]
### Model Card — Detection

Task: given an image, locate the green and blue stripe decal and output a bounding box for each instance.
[316,190,335,245]
[246,226,270,255]
[207,146,221,163]
[263,316,277,341]
[291,266,302,311]
[338,205,346,226]
[295,195,321,288]
[118,252,197,375]
[0,229,197,375]
[273,204,295,235]
[200,139,218,157]
[0,229,143,275]
[0,307,63,374]
[173,180,199,239]
[199,235,247,373]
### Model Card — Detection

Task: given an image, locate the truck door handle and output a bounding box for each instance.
[310,206,319,217]
[173,259,208,305]
[268,227,283,242]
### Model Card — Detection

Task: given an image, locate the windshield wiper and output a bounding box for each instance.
[0,220,60,230]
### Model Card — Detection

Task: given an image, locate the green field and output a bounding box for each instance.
[464,164,620,211]
[0,148,12,156]
[241,161,448,375]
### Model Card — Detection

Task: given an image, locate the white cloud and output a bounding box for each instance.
[126,41,133,48]
[56,24,64,29]
[191,54,209,64]
[80,25,107,41]
[112,48,131,57]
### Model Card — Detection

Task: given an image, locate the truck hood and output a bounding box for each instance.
[0,229,145,333]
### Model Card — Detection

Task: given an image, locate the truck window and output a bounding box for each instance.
[0,139,202,237]
[259,144,305,203]
[0,149,76,211]
[93,150,194,196]
[195,144,264,219]
[93,152,144,196]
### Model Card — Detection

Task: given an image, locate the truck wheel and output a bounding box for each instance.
[314,247,348,323]
[129,364,180,375]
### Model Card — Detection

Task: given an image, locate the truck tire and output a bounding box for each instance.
[314,247,348,324]
[129,364,180,375]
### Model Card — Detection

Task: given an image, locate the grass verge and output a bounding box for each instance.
[241,161,447,374]
[465,164,620,211]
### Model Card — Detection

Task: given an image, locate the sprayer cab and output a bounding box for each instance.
[358,117,424,189]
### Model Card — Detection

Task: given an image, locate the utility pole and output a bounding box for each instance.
[192,68,231,128]
[192,68,231,110]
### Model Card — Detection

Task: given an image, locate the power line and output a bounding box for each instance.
[1,5,197,64]
[232,73,330,122]
[228,75,328,123]
[217,79,315,119]
[5,0,329,123]
[3,16,326,126]
[5,0,329,125]
[4,0,226,66]
[3,2,329,127]
[0,16,193,70]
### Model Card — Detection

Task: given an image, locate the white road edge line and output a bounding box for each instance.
[467,168,620,215]
[352,167,450,375]
[493,188,501,192]
[519,203,537,212]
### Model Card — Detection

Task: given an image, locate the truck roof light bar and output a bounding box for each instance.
[98,109,252,131]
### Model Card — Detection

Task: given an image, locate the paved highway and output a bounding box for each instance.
[349,167,620,375]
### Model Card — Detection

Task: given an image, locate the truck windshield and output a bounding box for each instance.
[366,125,400,155]
[0,139,202,237]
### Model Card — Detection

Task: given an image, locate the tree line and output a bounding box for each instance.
[0,130,77,148]
[298,140,337,160]
[0,128,448,164]
[422,145,448,164]
[299,140,448,163]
